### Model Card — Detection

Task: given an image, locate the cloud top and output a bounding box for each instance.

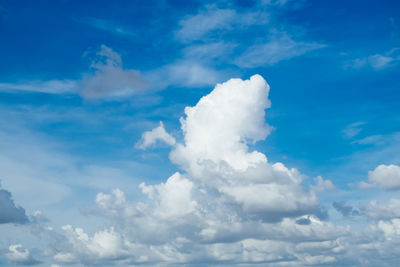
[171,74,272,173]
[368,164,400,190]
[136,121,176,149]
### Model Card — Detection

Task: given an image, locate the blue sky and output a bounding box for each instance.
[1,0,400,266]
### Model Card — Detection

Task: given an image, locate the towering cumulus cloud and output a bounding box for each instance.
[46,75,347,266]
[169,75,320,221]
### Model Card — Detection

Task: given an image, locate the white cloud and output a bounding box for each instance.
[368,54,394,68]
[140,172,197,219]
[312,176,335,193]
[175,6,269,43]
[170,75,272,173]
[346,48,400,70]
[135,121,176,149]
[146,60,224,89]
[351,134,385,145]
[347,55,393,69]
[377,218,400,237]
[0,80,78,94]
[365,199,400,220]
[57,225,129,263]
[5,244,40,265]
[182,42,237,62]
[235,33,325,67]
[368,164,400,190]
[176,7,236,42]
[342,121,365,139]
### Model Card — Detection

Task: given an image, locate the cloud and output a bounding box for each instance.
[147,61,223,88]
[81,45,150,99]
[175,6,269,43]
[135,121,176,149]
[175,7,236,42]
[367,164,400,190]
[146,42,235,89]
[346,48,400,70]
[0,80,78,94]
[78,17,135,36]
[342,121,365,139]
[347,55,393,69]
[0,183,29,224]
[30,75,349,266]
[0,45,150,100]
[311,176,335,193]
[10,74,400,266]
[174,4,323,70]
[376,218,400,237]
[55,225,130,264]
[4,244,41,265]
[364,199,400,220]
[182,42,237,63]
[235,33,325,68]
[170,74,272,173]
[351,134,385,145]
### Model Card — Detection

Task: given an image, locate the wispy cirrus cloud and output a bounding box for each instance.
[345,48,400,69]
[78,17,135,37]
[0,80,78,94]
[175,5,269,43]
[342,121,366,139]
[234,33,326,68]
[173,2,325,74]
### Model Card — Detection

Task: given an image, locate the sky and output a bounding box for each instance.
[0,0,400,266]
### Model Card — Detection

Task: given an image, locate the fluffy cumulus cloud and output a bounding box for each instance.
[135,121,176,149]
[366,164,400,190]
[364,198,400,220]
[7,75,400,266]
[0,183,29,224]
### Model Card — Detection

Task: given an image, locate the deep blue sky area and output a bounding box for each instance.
[0,0,400,266]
